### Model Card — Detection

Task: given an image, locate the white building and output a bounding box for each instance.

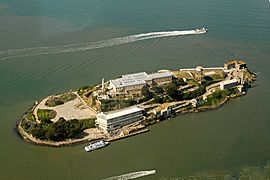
[109,71,172,93]
[153,103,173,117]
[95,106,144,132]
[220,79,238,90]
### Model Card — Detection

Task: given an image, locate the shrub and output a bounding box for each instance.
[153,94,164,104]
[173,77,187,86]
[101,99,137,112]
[29,118,96,141]
[37,109,56,123]
[45,93,77,107]
[21,118,33,132]
[151,85,164,95]
[26,112,35,122]
[77,85,94,96]
[141,85,153,100]
[165,82,182,100]
[183,85,206,100]
[182,80,219,100]
[206,89,235,106]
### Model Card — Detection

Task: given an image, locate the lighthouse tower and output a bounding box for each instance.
[102,78,105,92]
[196,66,204,84]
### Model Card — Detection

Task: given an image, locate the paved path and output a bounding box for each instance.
[34,92,96,123]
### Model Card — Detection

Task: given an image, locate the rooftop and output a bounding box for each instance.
[154,103,175,112]
[110,71,172,88]
[225,60,238,65]
[225,60,246,65]
[238,60,246,64]
[122,72,149,79]
[149,71,172,79]
[221,79,238,85]
[97,106,142,120]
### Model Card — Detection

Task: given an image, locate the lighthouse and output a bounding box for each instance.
[102,78,105,92]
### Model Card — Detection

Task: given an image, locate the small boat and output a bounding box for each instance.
[84,140,109,152]
[194,27,208,34]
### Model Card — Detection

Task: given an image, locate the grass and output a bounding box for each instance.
[37,109,57,123]
[173,71,193,79]
[26,112,35,122]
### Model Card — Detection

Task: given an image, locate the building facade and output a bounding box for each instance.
[235,60,247,70]
[95,106,144,132]
[153,103,178,117]
[220,79,238,90]
[224,60,247,70]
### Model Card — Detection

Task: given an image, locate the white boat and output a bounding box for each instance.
[194,27,208,34]
[84,140,109,152]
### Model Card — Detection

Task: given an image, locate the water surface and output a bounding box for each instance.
[0,0,270,179]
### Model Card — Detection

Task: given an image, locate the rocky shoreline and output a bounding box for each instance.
[16,59,257,148]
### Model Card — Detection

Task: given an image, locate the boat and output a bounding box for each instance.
[194,27,208,34]
[84,140,109,152]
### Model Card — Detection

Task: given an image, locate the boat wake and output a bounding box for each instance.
[103,170,156,180]
[0,29,206,61]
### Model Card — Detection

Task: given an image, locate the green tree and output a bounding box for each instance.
[173,78,186,86]
[37,109,56,123]
[141,86,153,100]
[165,83,182,100]
[153,94,163,103]
[152,85,164,95]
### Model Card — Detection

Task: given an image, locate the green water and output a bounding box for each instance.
[0,0,270,179]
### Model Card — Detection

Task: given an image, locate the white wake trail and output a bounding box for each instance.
[103,170,156,180]
[0,29,205,60]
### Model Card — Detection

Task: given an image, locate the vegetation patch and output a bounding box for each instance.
[183,85,206,100]
[25,118,95,141]
[165,82,182,101]
[45,92,77,107]
[141,86,154,101]
[26,112,36,122]
[199,88,238,107]
[37,109,56,123]
[101,99,137,112]
[183,80,220,100]
[174,71,192,78]
[77,85,95,97]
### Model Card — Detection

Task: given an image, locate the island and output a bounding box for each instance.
[16,59,257,147]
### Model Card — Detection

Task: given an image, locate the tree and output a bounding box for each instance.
[183,85,206,100]
[152,85,164,95]
[173,78,186,86]
[37,109,56,123]
[153,94,163,104]
[165,83,182,100]
[141,85,153,100]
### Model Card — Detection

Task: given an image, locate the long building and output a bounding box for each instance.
[95,106,144,132]
[109,71,172,93]
[220,79,238,90]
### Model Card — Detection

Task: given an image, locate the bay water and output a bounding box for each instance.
[0,0,270,179]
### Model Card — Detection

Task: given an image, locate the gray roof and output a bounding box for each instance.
[110,71,172,88]
[221,79,238,85]
[149,71,172,79]
[110,72,149,88]
[110,79,146,88]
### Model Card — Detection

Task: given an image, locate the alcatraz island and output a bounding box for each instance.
[17,59,257,147]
